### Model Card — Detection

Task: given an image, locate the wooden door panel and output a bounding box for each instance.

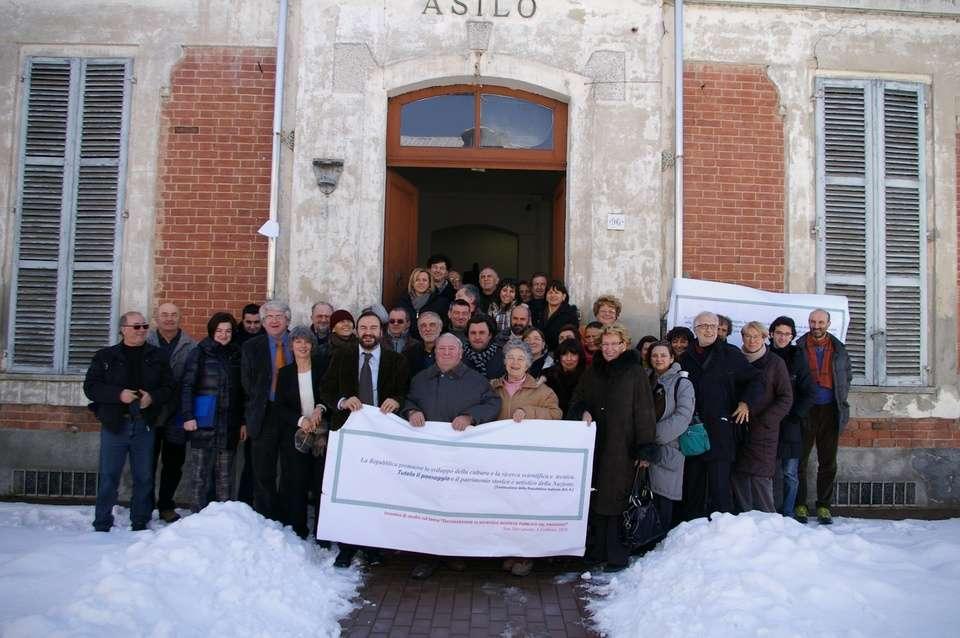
[383,169,419,308]
[551,176,566,281]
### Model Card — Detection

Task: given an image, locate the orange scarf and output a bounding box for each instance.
[805,336,834,389]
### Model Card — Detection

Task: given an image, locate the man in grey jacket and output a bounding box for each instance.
[794,308,852,525]
[146,302,197,523]
[402,333,501,578]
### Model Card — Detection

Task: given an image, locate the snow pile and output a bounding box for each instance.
[588,512,960,638]
[0,502,362,637]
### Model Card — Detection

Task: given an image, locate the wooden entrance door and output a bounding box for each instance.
[552,177,566,281]
[382,169,419,308]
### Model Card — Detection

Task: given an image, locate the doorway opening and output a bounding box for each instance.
[383,84,568,306]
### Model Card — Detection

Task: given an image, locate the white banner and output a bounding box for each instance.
[667,277,850,347]
[317,406,596,557]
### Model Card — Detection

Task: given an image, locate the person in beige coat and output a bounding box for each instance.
[489,340,562,576]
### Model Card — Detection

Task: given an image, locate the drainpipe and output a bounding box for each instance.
[266,0,289,300]
[674,0,684,280]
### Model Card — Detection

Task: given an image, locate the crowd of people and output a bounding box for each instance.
[82,254,852,577]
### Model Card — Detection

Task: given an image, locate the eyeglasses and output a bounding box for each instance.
[694,324,718,331]
[123,323,150,330]
[388,319,407,324]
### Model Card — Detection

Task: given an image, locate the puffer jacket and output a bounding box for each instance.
[180,337,243,450]
[648,363,695,501]
[490,374,562,421]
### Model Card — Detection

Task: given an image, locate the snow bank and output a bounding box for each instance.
[0,502,362,637]
[588,512,960,638]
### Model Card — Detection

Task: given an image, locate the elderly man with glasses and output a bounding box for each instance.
[677,311,763,521]
[84,311,175,532]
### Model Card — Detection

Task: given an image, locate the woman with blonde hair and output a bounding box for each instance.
[398,267,450,339]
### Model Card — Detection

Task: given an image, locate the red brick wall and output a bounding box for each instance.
[682,63,785,291]
[840,418,960,449]
[0,404,98,433]
[154,47,275,338]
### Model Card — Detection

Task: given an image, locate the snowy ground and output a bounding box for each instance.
[587,512,960,638]
[0,502,362,637]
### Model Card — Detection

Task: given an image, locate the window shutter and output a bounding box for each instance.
[878,85,925,385]
[817,79,927,387]
[7,58,129,372]
[818,82,872,383]
[67,61,129,368]
[9,59,75,369]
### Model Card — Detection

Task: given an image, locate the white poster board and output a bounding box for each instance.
[666,278,849,347]
[317,406,596,557]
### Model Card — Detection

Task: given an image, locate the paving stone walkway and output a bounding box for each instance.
[339,552,602,638]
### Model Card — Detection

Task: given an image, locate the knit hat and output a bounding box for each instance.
[329,309,355,329]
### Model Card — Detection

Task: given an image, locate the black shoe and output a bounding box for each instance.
[315,539,331,549]
[363,549,384,566]
[410,561,438,580]
[131,522,148,532]
[93,525,111,533]
[334,548,357,568]
[603,563,629,573]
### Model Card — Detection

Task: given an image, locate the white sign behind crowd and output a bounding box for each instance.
[317,407,596,557]
[666,278,850,347]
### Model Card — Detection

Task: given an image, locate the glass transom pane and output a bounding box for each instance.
[479,94,553,150]
[400,93,475,148]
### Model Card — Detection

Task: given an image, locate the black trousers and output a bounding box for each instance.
[679,455,732,522]
[236,438,255,506]
[278,420,314,538]
[153,427,186,512]
[586,512,630,568]
[250,404,282,522]
[798,403,840,509]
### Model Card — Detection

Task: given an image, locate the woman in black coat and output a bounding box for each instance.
[544,339,586,415]
[568,324,658,571]
[538,279,580,350]
[274,326,331,539]
[181,312,243,513]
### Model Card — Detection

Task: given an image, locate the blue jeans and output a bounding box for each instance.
[94,417,155,530]
[779,457,800,516]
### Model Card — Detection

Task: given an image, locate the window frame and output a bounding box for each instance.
[814,76,928,387]
[5,56,131,374]
[386,84,568,170]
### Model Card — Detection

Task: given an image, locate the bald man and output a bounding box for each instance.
[146,302,197,523]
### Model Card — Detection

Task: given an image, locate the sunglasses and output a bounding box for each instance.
[123,323,150,330]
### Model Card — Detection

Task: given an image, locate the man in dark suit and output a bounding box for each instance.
[320,310,410,567]
[241,300,293,521]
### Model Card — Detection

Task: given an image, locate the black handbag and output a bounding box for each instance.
[621,466,666,550]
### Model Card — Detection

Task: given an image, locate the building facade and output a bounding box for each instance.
[0,0,957,508]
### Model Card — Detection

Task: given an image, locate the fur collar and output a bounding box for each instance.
[591,348,642,375]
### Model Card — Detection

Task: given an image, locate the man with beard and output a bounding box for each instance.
[321,311,410,567]
[310,301,334,357]
[794,309,851,525]
[463,315,505,380]
[495,303,531,347]
[678,311,762,520]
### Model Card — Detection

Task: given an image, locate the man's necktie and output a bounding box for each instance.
[358,352,374,405]
[271,338,286,396]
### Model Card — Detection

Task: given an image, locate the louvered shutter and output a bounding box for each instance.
[878,85,925,385]
[816,78,926,387]
[7,58,129,372]
[818,81,872,383]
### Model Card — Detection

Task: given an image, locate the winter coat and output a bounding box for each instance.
[538,303,580,350]
[83,343,175,433]
[679,342,763,463]
[404,340,437,378]
[543,364,585,416]
[734,350,793,478]
[490,374,562,421]
[399,290,450,340]
[179,337,243,450]
[147,328,198,442]
[794,332,853,433]
[771,344,816,459]
[648,363,695,501]
[568,349,658,516]
[403,363,502,425]
[463,341,506,380]
[529,354,554,379]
